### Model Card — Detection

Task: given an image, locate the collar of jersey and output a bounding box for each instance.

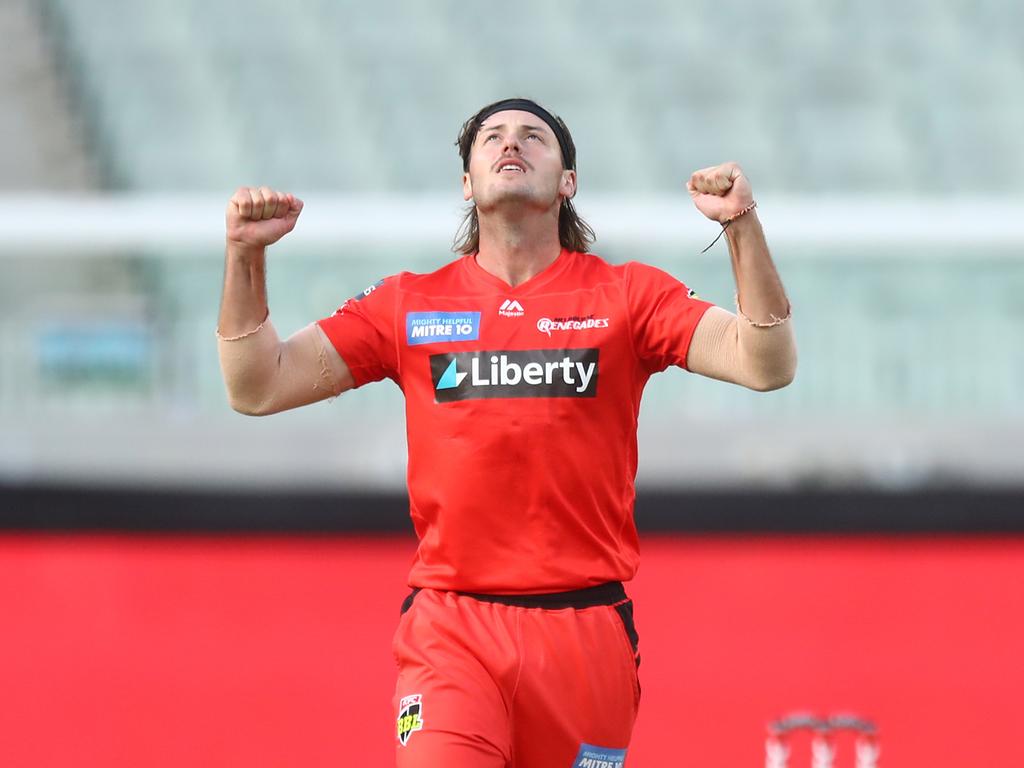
[464,247,573,294]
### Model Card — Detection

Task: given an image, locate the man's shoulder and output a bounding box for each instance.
[563,251,680,294]
[557,249,627,284]
[390,255,468,295]
[612,259,685,286]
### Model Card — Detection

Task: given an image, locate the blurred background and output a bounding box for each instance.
[1,0,1022,766]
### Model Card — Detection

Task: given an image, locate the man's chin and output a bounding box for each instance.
[476,188,553,214]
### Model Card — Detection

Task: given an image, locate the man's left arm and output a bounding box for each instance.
[684,162,797,392]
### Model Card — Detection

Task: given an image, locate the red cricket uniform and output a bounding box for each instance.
[318,248,714,767]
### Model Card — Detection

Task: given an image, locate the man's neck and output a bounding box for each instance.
[475,209,562,289]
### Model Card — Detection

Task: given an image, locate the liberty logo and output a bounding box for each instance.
[435,358,469,390]
[430,349,599,402]
[498,299,525,317]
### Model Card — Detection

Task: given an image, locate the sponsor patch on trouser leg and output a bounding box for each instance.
[571,743,627,768]
[396,694,424,746]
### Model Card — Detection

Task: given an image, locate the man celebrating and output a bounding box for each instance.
[218,97,795,767]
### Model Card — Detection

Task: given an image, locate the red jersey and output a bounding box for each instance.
[318,249,714,593]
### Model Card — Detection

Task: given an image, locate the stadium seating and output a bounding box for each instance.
[40,0,1024,193]
[1,1,1020,487]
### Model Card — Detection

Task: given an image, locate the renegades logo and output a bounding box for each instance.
[396,694,424,746]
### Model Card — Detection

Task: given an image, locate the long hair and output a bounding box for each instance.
[453,99,596,255]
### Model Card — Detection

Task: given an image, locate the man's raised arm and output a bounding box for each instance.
[217,186,354,415]
[684,163,797,392]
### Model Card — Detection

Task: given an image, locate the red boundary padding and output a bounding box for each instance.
[1,534,1021,766]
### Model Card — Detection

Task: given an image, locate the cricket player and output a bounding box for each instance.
[217,97,796,767]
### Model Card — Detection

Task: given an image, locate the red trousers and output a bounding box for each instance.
[392,584,640,767]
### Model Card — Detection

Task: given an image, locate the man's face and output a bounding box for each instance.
[462,110,576,215]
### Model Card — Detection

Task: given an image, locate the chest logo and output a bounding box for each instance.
[405,311,480,345]
[431,349,599,402]
[498,299,525,317]
[537,315,610,336]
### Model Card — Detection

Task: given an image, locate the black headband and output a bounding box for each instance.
[465,98,574,171]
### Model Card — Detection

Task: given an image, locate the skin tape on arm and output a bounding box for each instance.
[686,304,797,392]
[218,320,350,415]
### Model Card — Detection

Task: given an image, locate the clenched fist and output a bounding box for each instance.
[686,162,754,224]
[226,186,303,248]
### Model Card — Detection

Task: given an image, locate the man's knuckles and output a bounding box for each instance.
[260,188,280,219]
[227,188,298,233]
[688,172,733,196]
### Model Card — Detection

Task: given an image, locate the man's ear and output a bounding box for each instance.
[463,172,473,201]
[560,169,577,199]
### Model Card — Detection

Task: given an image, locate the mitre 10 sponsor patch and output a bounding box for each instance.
[571,743,627,768]
[406,311,480,345]
[430,348,599,402]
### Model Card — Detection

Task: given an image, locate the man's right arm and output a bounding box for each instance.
[217,186,354,416]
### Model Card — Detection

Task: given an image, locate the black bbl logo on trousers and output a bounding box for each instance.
[431,348,599,402]
[396,694,423,746]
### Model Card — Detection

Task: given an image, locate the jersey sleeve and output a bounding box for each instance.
[623,261,717,373]
[316,275,400,387]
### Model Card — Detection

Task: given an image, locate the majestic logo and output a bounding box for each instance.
[572,743,627,768]
[352,279,384,301]
[687,288,701,300]
[536,315,610,337]
[396,694,424,746]
[405,311,481,345]
[430,349,599,402]
[498,299,525,317]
